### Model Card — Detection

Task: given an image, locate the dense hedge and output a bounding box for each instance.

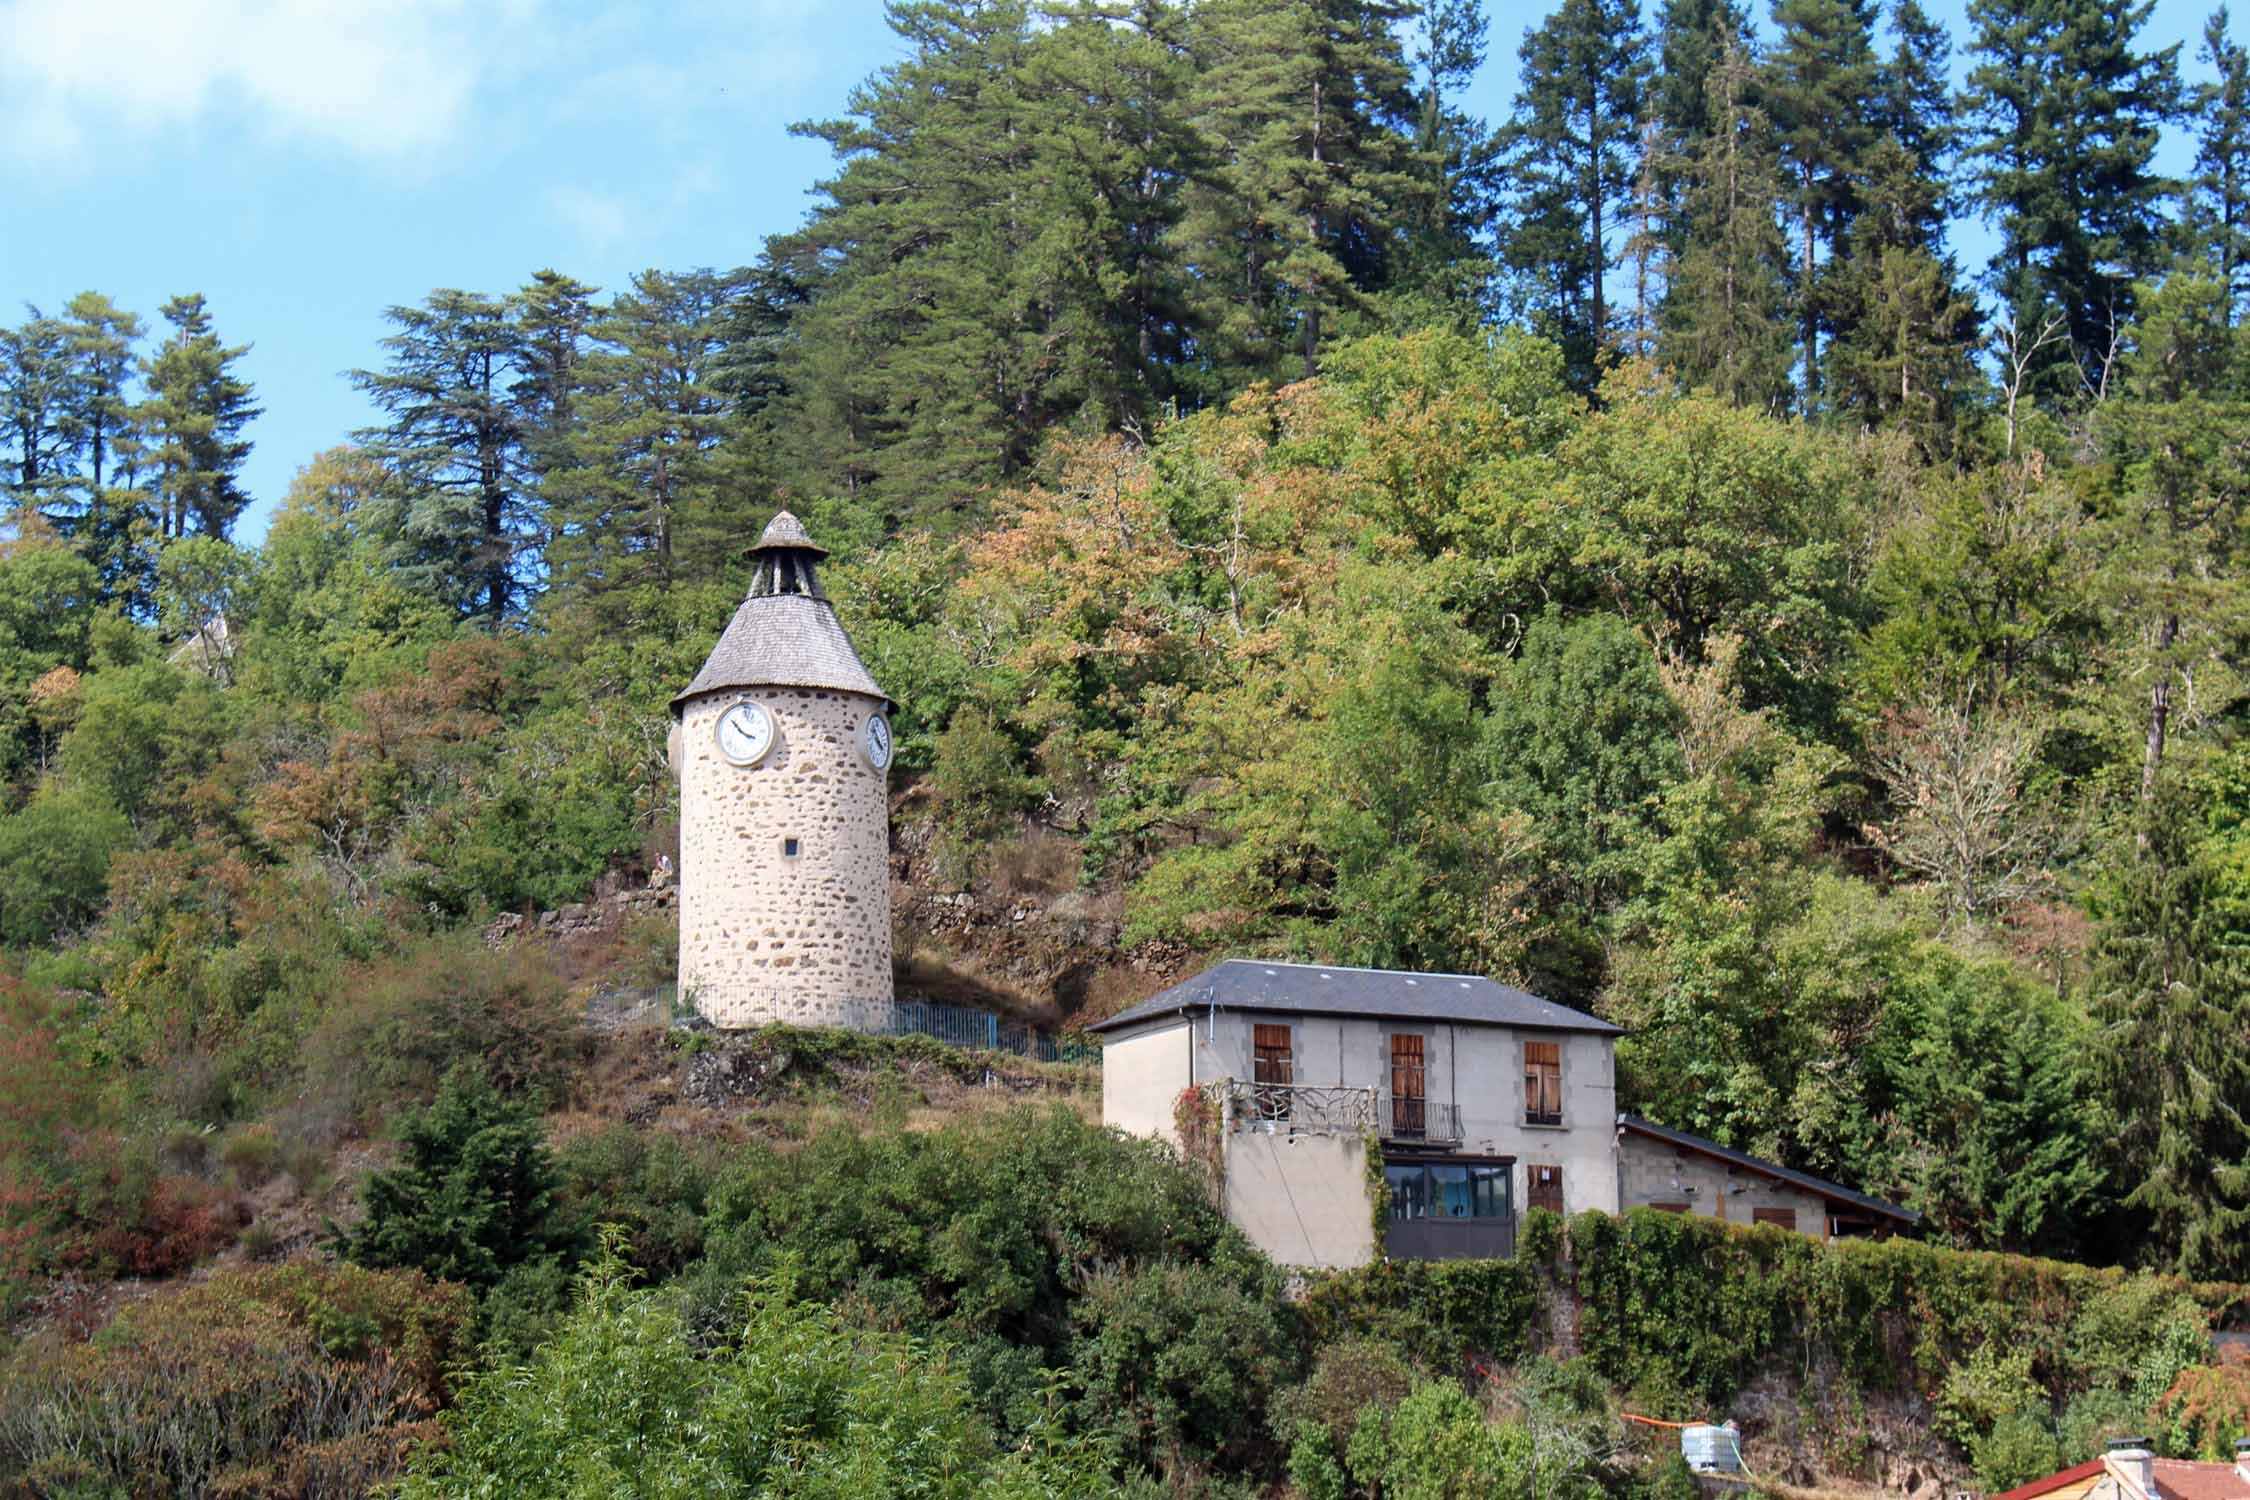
[1308,1207,2250,1415]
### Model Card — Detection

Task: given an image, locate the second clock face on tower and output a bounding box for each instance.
[861,714,893,772]
[715,700,775,765]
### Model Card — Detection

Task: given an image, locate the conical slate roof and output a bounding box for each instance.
[669,514,887,714]
[748,509,827,557]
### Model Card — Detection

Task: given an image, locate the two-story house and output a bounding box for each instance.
[1095,959,1914,1269]
[1093,959,1628,1268]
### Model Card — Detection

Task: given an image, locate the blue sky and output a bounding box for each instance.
[0,0,2231,542]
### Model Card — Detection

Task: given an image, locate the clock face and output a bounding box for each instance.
[715,701,775,766]
[861,714,894,772]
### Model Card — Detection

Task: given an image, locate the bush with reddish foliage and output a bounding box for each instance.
[0,1259,473,1498]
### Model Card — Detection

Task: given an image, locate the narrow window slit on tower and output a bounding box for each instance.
[783,837,801,858]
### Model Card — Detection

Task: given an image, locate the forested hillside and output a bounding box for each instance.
[5,0,2250,1493]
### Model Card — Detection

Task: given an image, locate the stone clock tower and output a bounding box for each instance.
[671,512,895,1030]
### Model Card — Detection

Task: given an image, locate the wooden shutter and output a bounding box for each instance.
[1752,1207,1798,1232]
[1251,1023,1292,1121]
[1524,1040,1562,1124]
[1252,1025,1293,1086]
[1390,1034,1426,1137]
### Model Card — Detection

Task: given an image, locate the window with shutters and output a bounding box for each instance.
[1252,1024,1293,1122]
[1752,1206,1798,1232]
[1528,1163,1564,1214]
[1524,1039,1562,1125]
[1389,1034,1426,1138]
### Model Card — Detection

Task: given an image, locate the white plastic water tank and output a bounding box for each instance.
[1681,1423,1743,1474]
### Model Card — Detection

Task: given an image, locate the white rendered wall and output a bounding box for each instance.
[678,686,892,1029]
[1101,1020,1193,1145]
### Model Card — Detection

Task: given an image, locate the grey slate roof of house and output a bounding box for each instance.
[1617,1114,1920,1226]
[1088,958,1625,1036]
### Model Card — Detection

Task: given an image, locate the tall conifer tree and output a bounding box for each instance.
[137,294,260,540]
[1764,0,1881,406]
[1963,0,2182,396]
[1660,35,1795,408]
[0,313,74,527]
[546,268,755,604]
[2094,781,2250,1282]
[777,0,1049,527]
[1177,0,1426,382]
[1824,0,1980,450]
[2190,6,2250,317]
[1497,0,1650,388]
[352,290,534,622]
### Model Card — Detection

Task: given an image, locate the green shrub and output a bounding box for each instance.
[929,706,1043,877]
[1299,1256,1540,1371]
[2059,1386,2154,1462]
[336,1064,580,1295]
[1275,1335,1417,1450]
[1069,1258,1303,1471]
[690,1104,1277,1452]
[296,937,587,1136]
[397,1243,1121,1499]
[554,1124,717,1281]
[0,1260,471,1499]
[219,1122,283,1188]
[1976,1408,2062,1493]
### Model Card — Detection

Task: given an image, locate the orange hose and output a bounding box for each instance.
[1619,1413,1706,1428]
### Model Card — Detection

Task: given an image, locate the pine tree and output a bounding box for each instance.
[1647,0,1754,246]
[1822,136,1983,453]
[1024,0,1203,423]
[546,268,755,606]
[1963,0,2183,398]
[55,293,142,499]
[2189,6,2250,316]
[0,312,74,527]
[2093,781,2250,1282]
[352,289,534,623]
[2097,269,2250,799]
[1177,0,1427,383]
[1764,0,1882,407]
[1875,0,1956,177]
[1389,0,1504,325]
[510,270,598,493]
[1660,35,1796,408]
[51,294,159,609]
[1497,0,1651,388]
[1649,0,1752,165]
[1824,5,1980,452]
[136,294,260,539]
[775,0,1050,527]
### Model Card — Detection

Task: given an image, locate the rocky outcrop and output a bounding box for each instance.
[484,883,676,947]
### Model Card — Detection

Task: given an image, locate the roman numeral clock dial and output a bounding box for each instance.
[715,700,774,765]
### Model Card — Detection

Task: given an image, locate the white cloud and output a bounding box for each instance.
[545,183,633,250]
[0,0,535,158]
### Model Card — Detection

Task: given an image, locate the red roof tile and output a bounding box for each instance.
[2153,1459,2250,1500]
[1995,1458,2104,1500]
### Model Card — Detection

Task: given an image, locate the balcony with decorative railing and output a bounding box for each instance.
[1224,1080,1376,1136]
[1379,1095,1463,1145]
[1220,1081,1465,1144]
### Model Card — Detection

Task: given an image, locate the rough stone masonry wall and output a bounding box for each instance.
[678,686,893,1030]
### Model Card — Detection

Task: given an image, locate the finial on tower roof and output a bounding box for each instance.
[750,510,827,558]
